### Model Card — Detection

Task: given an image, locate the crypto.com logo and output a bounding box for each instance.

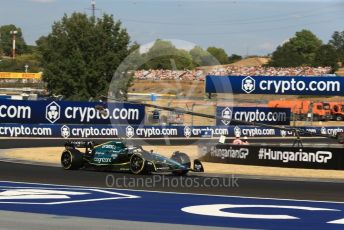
[221,107,232,125]
[46,101,61,123]
[61,125,70,138]
[242,76,255,94]
[184,126,192,138]
[126,125,134,138]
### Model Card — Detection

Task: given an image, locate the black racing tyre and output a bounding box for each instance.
[61,149,84,170]
[171,151,191,168]
[130,154,146,174]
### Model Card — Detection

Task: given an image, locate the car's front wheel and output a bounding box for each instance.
[61,149,83,170]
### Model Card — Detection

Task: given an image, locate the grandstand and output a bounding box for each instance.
[133,56,333,81]
[130,57,334,99]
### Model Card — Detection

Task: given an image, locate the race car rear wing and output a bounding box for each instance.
[65,141,95,150]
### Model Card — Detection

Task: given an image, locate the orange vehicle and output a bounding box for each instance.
[268,100,331,121]
[327,102,344,121]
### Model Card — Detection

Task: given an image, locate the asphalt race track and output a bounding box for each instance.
[1,161,344,201]
[1,138,344,229]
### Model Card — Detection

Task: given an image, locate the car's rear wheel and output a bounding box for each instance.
[61,149,83,170]
[130,154,146,174]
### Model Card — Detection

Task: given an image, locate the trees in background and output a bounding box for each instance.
[268,45,307,67]
[206,46,229,65]
[228,54,242,64]
[313,45,338,69]
[268,29,342,71]
[0,24,41,73]
[329,31,344,64]
[142,43,222,69]
[0,24,27,56]
[268,30,323,67]
[143,39,193,70]
[189,46,218,67]
[37,13,133,100]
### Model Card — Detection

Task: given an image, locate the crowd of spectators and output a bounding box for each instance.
[208,66,332,76]
[134,66,333,81]
[134,69,205,81]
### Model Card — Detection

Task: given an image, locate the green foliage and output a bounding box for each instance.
[268,45,307,67]
[0,54,42,72]
[189,46,218,67]
[126,42,145,70]
[228,54,242,64]
[329,31,344,64]
[313,45,338,71]
[143,39,193,70]
[140,42,221,69]
[0,24,28,56]
[268,29,322,67]
[37,13,132,100]
[26,45,39,54]
[206,46,229,65]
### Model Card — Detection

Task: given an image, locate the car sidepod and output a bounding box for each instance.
[140,152,189,173]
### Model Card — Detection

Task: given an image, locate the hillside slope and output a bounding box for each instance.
[229,57,270,67]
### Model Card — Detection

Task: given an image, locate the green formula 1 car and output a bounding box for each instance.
[61,140,204,175]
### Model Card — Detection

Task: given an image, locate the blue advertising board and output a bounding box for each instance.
[216,106,291,125]
[205,75,344,95]
[0,99,145,124]
[0,124,342,139]
[0,95,11,100]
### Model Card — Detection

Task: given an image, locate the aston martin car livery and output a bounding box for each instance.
[61,140,204,175]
